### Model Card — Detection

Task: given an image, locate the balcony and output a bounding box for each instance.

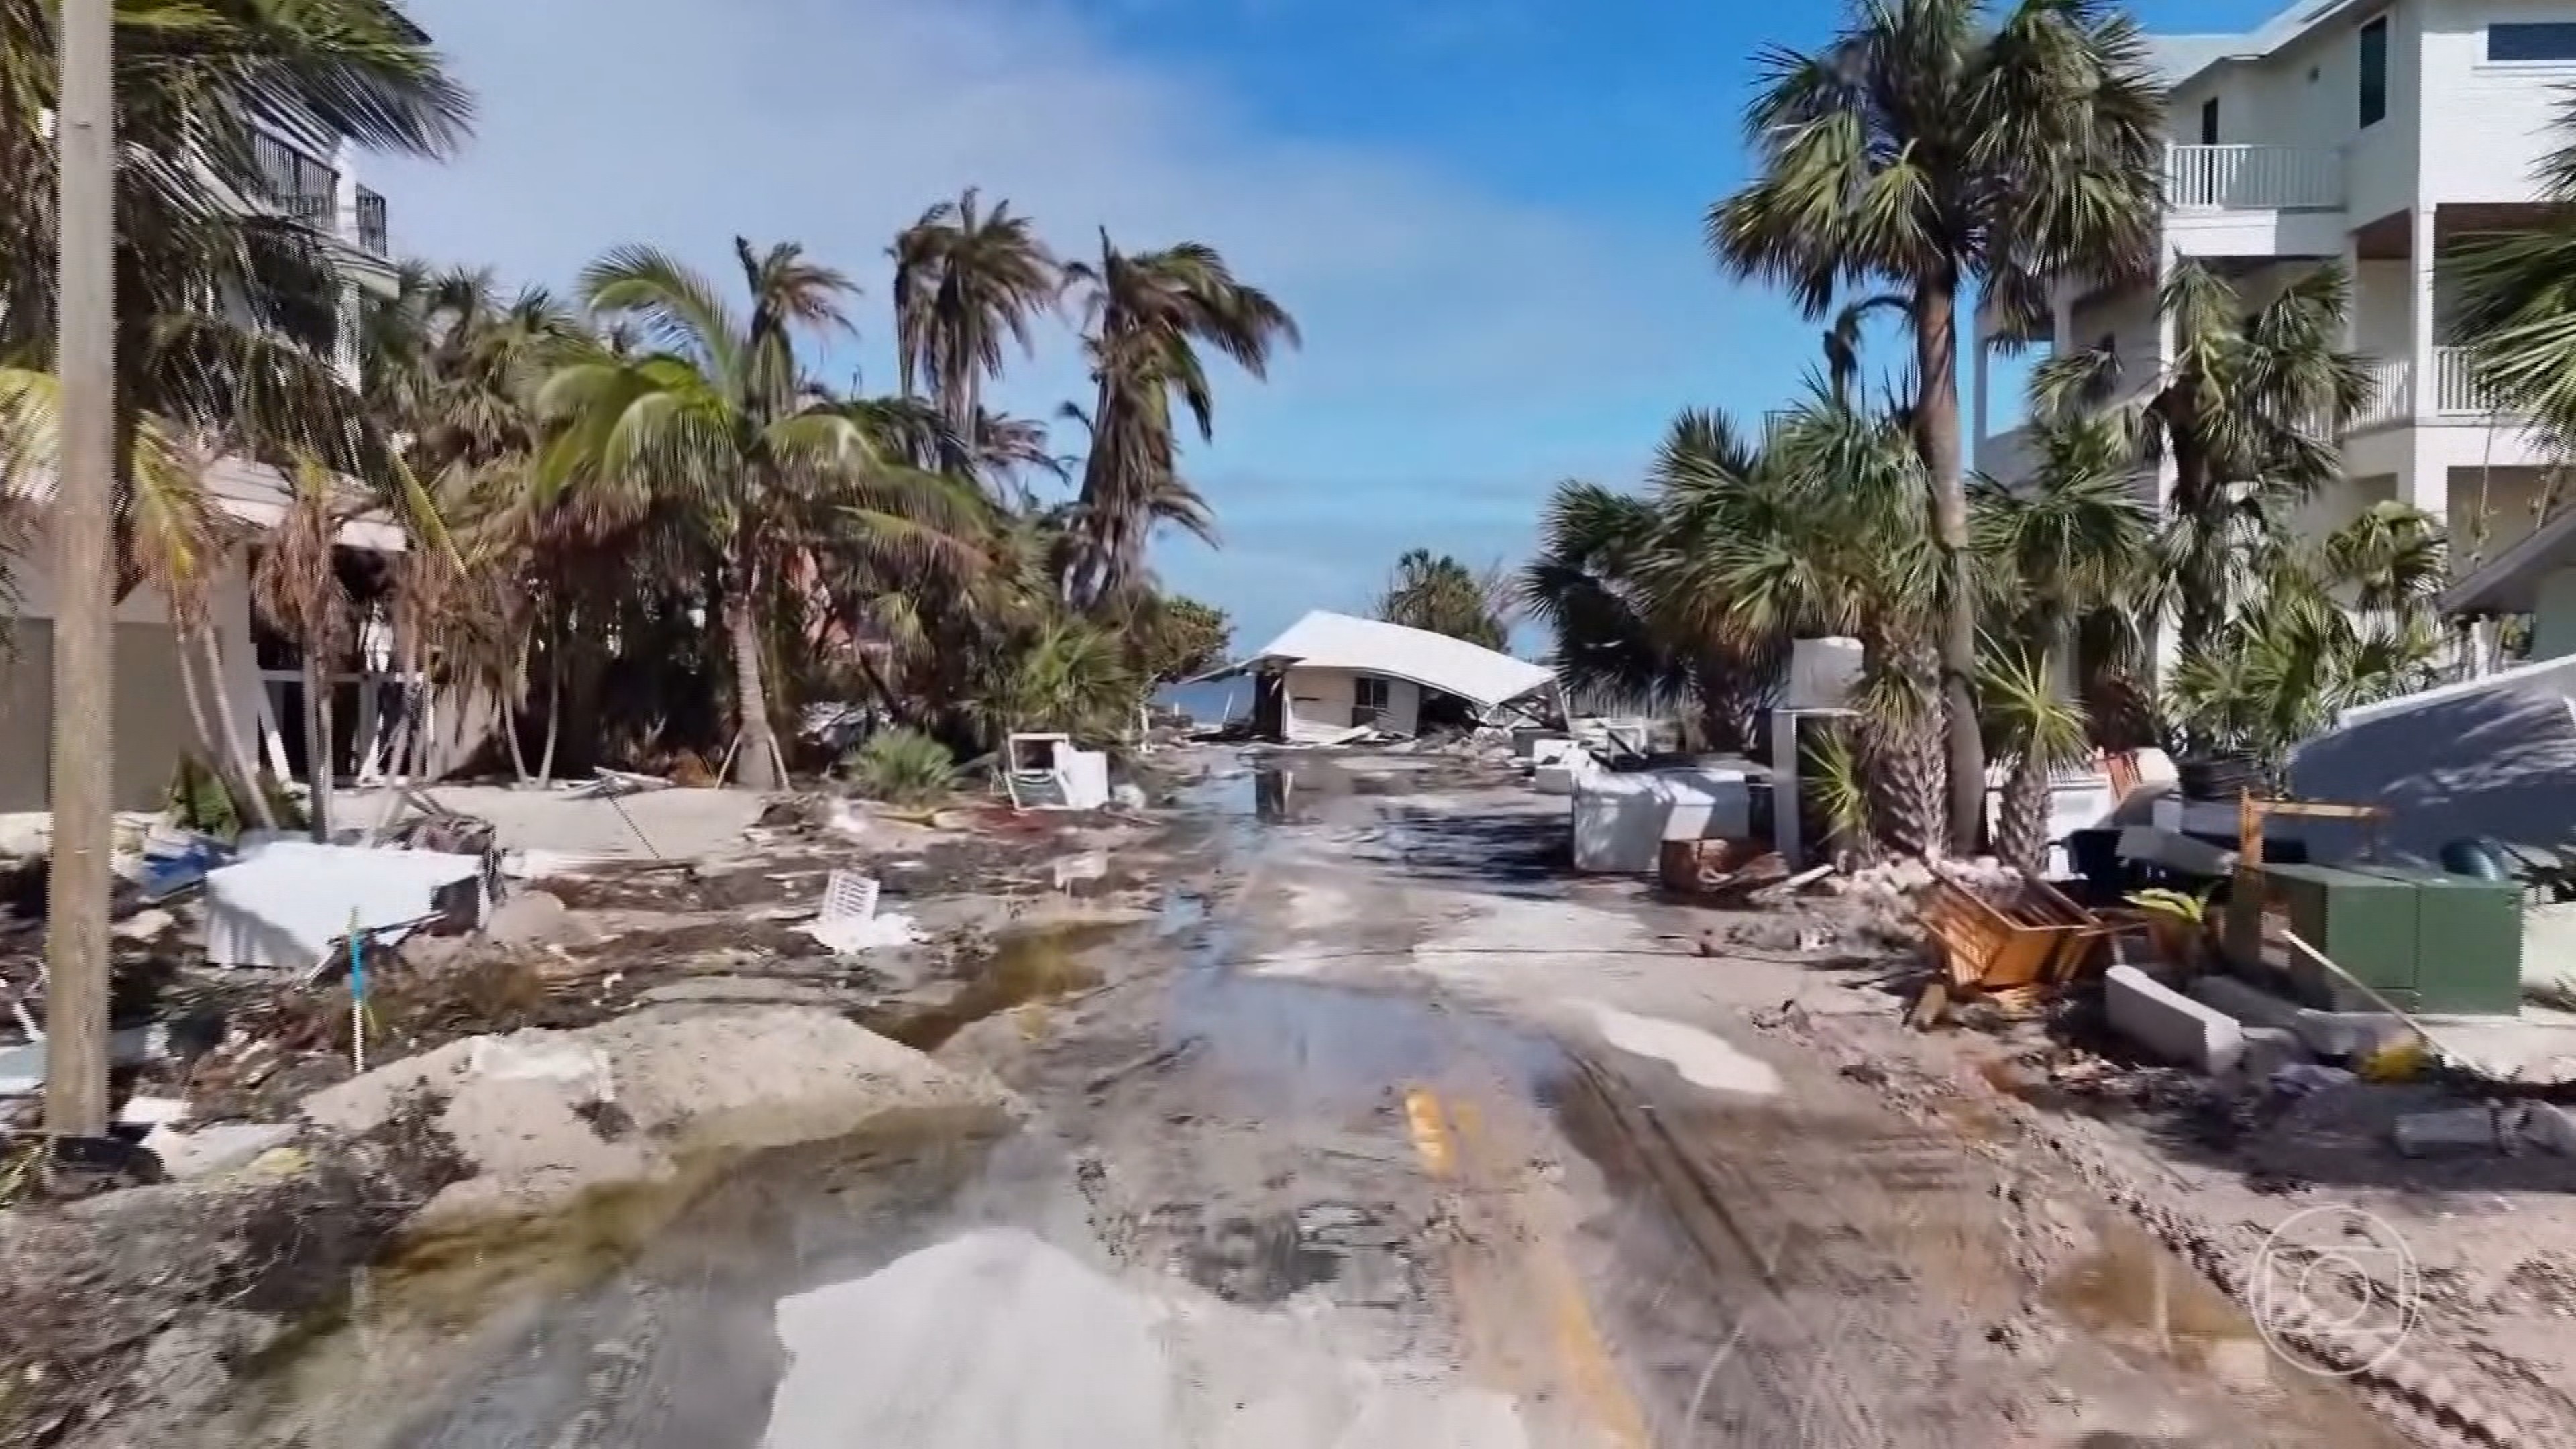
[2164,144,2343,212]
[355,186,388,256]
[2348,349,2522,430]
[250,129,339,229]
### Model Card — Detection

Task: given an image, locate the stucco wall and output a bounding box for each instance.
[1280,667,1423,743]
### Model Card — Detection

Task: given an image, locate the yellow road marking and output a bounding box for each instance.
[1404,1083,1650,1448]
[1403,1085,1457,1177]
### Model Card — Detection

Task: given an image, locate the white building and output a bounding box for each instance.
[1,124,419,814]
[1216,610,1556,745]
[1975,0,2576,578]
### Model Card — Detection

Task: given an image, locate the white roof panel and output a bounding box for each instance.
[1248,610,1555,711]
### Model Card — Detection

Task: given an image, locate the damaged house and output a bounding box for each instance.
[1203,610,1557,744]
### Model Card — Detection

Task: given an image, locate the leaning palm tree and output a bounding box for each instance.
[889,189,1061,435]
[541,239,990,788]
[1709,0,2165,852]
[1061,234,1297,608]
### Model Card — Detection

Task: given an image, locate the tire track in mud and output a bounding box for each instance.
[1554,1053,2002,1447]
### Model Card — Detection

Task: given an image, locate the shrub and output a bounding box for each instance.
[843,727,957,805]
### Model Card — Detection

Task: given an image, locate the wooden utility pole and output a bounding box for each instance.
[44,0,117,1144]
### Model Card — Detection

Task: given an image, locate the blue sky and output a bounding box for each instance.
[377,0,2285,651]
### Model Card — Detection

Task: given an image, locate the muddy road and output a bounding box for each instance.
[225,751,2413,1448]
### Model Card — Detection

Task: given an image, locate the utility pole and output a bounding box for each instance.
[44,0,117,1146]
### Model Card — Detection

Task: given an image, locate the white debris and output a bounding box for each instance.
[111,908,177,942]
[143,1122,298,1181]
[203,840,488,969]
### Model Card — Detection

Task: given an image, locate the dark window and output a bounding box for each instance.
[1351,674,1391,727]
[2200,96,2220,145]
[2359,15,2389,127]
[2489,22,2576,62]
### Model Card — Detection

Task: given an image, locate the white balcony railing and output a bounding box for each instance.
[2164,144,2343,212]
[2431,346,2505,417]
[2349,355,2412,431]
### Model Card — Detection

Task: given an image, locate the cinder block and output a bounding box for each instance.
[2108,965,2247,1075]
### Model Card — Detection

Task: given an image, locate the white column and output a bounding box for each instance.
[2406,205,2447,521]
[2408,205,2438,429]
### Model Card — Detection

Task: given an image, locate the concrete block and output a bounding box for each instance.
[2238,1026,2312,1082]
[2190,975,2304,1033]
[2107,965,2247,1075]
[2522,1102,2576,1157]
[2393,1106,2514,1157]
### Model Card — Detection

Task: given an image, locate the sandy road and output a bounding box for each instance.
[247,751,2420,1448]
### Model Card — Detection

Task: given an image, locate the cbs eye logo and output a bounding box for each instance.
[2249,1204,2420,1377]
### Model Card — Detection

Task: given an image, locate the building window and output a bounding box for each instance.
[2489,22,2576,62]
[2358,15,2389,127]
[1352,674,1391,726]
[2199,96,2220,146]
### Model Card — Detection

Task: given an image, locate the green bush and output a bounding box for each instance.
[842,727,957,805]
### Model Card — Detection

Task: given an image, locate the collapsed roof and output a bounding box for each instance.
[1215,610,1557,712]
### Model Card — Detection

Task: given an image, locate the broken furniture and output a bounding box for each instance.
[1002,733,1112,812]
[1915,870,2109,1015]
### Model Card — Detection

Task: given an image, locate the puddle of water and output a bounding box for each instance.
[1576,1001,1782,1097]
[228,1111,1022,1449]
[863,924,1128,1052]
[2045,1217,2262,1371]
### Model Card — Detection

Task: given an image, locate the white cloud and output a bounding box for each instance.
[374,0,1721,423]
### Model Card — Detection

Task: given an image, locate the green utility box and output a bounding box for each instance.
[2348,866,2524,1016]
[2227,863,2421,1011]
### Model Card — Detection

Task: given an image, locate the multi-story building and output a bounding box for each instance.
[1974,0,2576,579]
[0,123,419,814]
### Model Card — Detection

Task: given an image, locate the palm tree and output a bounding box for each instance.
[2032,260,2371,676]
[2163,504,2447,780]
[0,0,466,467]
[250,460,354,839]
[889,189,1061,435]
[1377,548,1512,650]
[1061,234,1297,608]
[2456,97,2576,454]
[1970,414,2154,868]
[1521,411,1792,752]
[1710,0,2165,852]
[541,239,989,788]
[1718,394,1948,855]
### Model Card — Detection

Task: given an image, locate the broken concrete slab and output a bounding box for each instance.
[2107,965,2246,1075]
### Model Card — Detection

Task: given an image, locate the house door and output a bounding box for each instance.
[1352,674,1391,727]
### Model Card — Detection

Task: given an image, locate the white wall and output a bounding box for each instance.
[1280,667,1423,743]
[2420,0,2576,206]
